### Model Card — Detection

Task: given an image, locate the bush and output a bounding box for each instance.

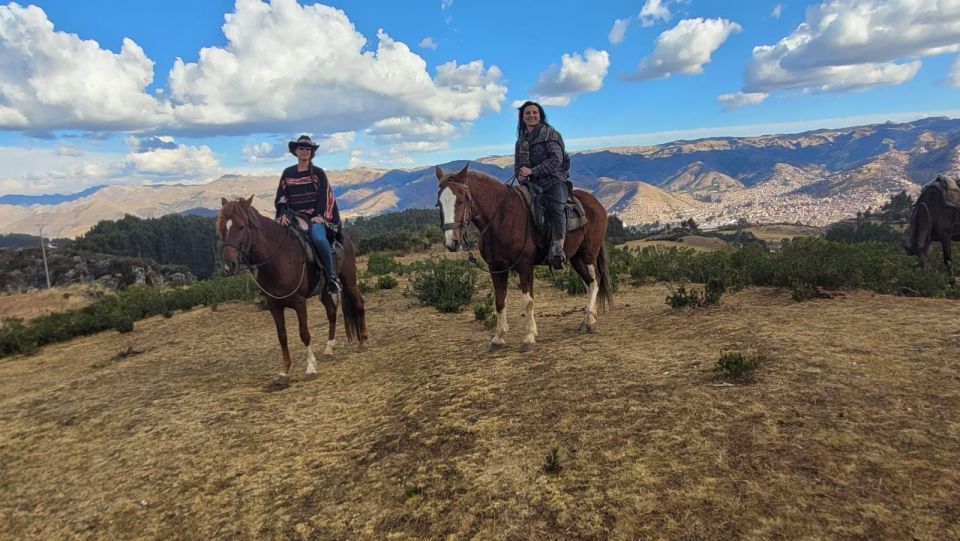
[366,253,400,276]
[536,266,586,295]
[376,274,398,290]
[666,281,723,308]
[715,351,763,381]
[410,258,477,313]
[358,280,375,294]
[473,294,494,322]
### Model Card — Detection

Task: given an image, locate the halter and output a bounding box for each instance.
[219,211,307,299]
[438,174,529,274]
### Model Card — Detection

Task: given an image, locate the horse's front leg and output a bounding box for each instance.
[294,301,318,381]
[519,267,538,352]
[489,271,509,352]
[321,291,338,358]
[268,303,292,387]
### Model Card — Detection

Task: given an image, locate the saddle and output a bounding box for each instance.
[515,182,589,235]
[932,175,960,207]
[289,215,344,295]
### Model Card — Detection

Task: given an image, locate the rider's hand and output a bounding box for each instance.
[277,215,290,226]
[311,216,326,224]
[519,166,533,178]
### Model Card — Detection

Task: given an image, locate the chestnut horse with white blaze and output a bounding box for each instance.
[218,196,367,388]
[436,164,612,352]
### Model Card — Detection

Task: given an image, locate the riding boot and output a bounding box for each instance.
[548,239,566,270]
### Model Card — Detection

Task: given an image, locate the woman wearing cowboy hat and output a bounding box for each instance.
[274,134,342,294]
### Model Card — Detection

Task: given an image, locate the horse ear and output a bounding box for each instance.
[457,163,469,178]
[435,166,444,182]
[221,197,228,206]
[244,194,254,206]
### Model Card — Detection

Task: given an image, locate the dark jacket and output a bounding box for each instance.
[274,164,340,225]
[514,124,570,189]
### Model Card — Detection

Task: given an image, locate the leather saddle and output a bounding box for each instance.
[515,182,589,236]
[289,215,343,295]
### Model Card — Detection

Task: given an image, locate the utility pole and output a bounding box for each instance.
[38,224,51,289]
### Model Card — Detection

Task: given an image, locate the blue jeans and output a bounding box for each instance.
[309,223,336,282]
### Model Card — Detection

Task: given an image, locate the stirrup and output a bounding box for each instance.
[548,243,565,269]
[326,278,342,294]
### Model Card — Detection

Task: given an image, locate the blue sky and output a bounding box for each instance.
[1,0,959,195]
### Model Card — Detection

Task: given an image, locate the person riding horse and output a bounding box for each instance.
[514,100,572,269]
[274,135,342,294]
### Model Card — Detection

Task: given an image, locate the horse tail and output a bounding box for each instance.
[595,243,613,313]
[340,286,366,344]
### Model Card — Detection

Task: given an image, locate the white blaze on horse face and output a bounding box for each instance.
[439,187,459,249]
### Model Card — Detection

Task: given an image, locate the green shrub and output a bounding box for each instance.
[790,280,816,302]
[666,285,704,308]
[410,258,477,313]
[358,280,375,294]
[376,274,398,290]
[715,351,763,380]
[536,266,586,295]
[366,253,400,276]
[541,447,563,475]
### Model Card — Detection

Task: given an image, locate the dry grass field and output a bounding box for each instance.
[2,268,960,540]
[0,284,101,321]
[620,235,731,252]
[744,224,823,243]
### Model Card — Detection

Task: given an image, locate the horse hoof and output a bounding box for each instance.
[358,343,368,352]
[488,342,505,353]
[520,341,535,353]
[304,372,318,382]
[586,324,597,334]
[265,375,290,392]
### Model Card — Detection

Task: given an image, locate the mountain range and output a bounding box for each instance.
[2,117,959,238]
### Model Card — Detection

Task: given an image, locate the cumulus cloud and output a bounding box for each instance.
[419,37,438,50]
[639,0,672,27]
[609,18,631,45]
[740,0,960,99]
[1,0,505,144]
[121,141,219,178]
[771,4,783,19]
[947,56,960,88]
[441,0,453,10]
[0,3,169,132]
[717,92,770,110]
[528,49,610,106]
[166,1,505,137]
[622,18,742,81]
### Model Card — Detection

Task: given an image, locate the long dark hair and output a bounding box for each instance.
[516,101,548,138]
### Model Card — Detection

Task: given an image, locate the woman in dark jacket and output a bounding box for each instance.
[514,101,571,269]
[274,135,342,294]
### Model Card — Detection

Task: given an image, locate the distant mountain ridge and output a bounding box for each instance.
[0,185,104,206]
[2,117,959,237]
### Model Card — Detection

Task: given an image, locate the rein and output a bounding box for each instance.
[220,215,307,300]
[445,175,530,275]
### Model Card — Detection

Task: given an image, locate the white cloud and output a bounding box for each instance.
[623,18,742,81]
[947,56,960,88]
[419,37,438,50]
[742,0,960,97]
[771,4,783,19]
[528,49,610,106]
[717,92,770,110]
[0,3,169,132]
[167,1,505,136]
[122,143,219,178]
[609,18,631,45]
[367,117,456,144]
[441,0,453,10]
[639,0,671,27]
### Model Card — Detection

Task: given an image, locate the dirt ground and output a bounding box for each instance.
[1,271,959,540]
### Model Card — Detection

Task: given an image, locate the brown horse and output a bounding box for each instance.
[436,164,612,351]
[218,196,367,387]
[907,178,960,279]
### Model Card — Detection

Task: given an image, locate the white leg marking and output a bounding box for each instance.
[582,264,599,329]
[521,292,536,345]
[439,187,459,249]
[323,339,337,356]
[491,307,508,345]
[305,345,317,375]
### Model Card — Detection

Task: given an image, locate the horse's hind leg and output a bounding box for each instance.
[571,255,599,333]
[321,292,338,358]
[294,301,318,381]
[268,304,292,386]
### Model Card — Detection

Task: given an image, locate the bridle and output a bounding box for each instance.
[437,174,529,274]
[219,209,306,299]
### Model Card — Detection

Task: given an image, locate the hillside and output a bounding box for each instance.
[1,276,958,539]
[3,117,960,237]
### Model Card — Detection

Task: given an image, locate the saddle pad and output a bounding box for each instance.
[515,184,589,232]
[932,176,960,207]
